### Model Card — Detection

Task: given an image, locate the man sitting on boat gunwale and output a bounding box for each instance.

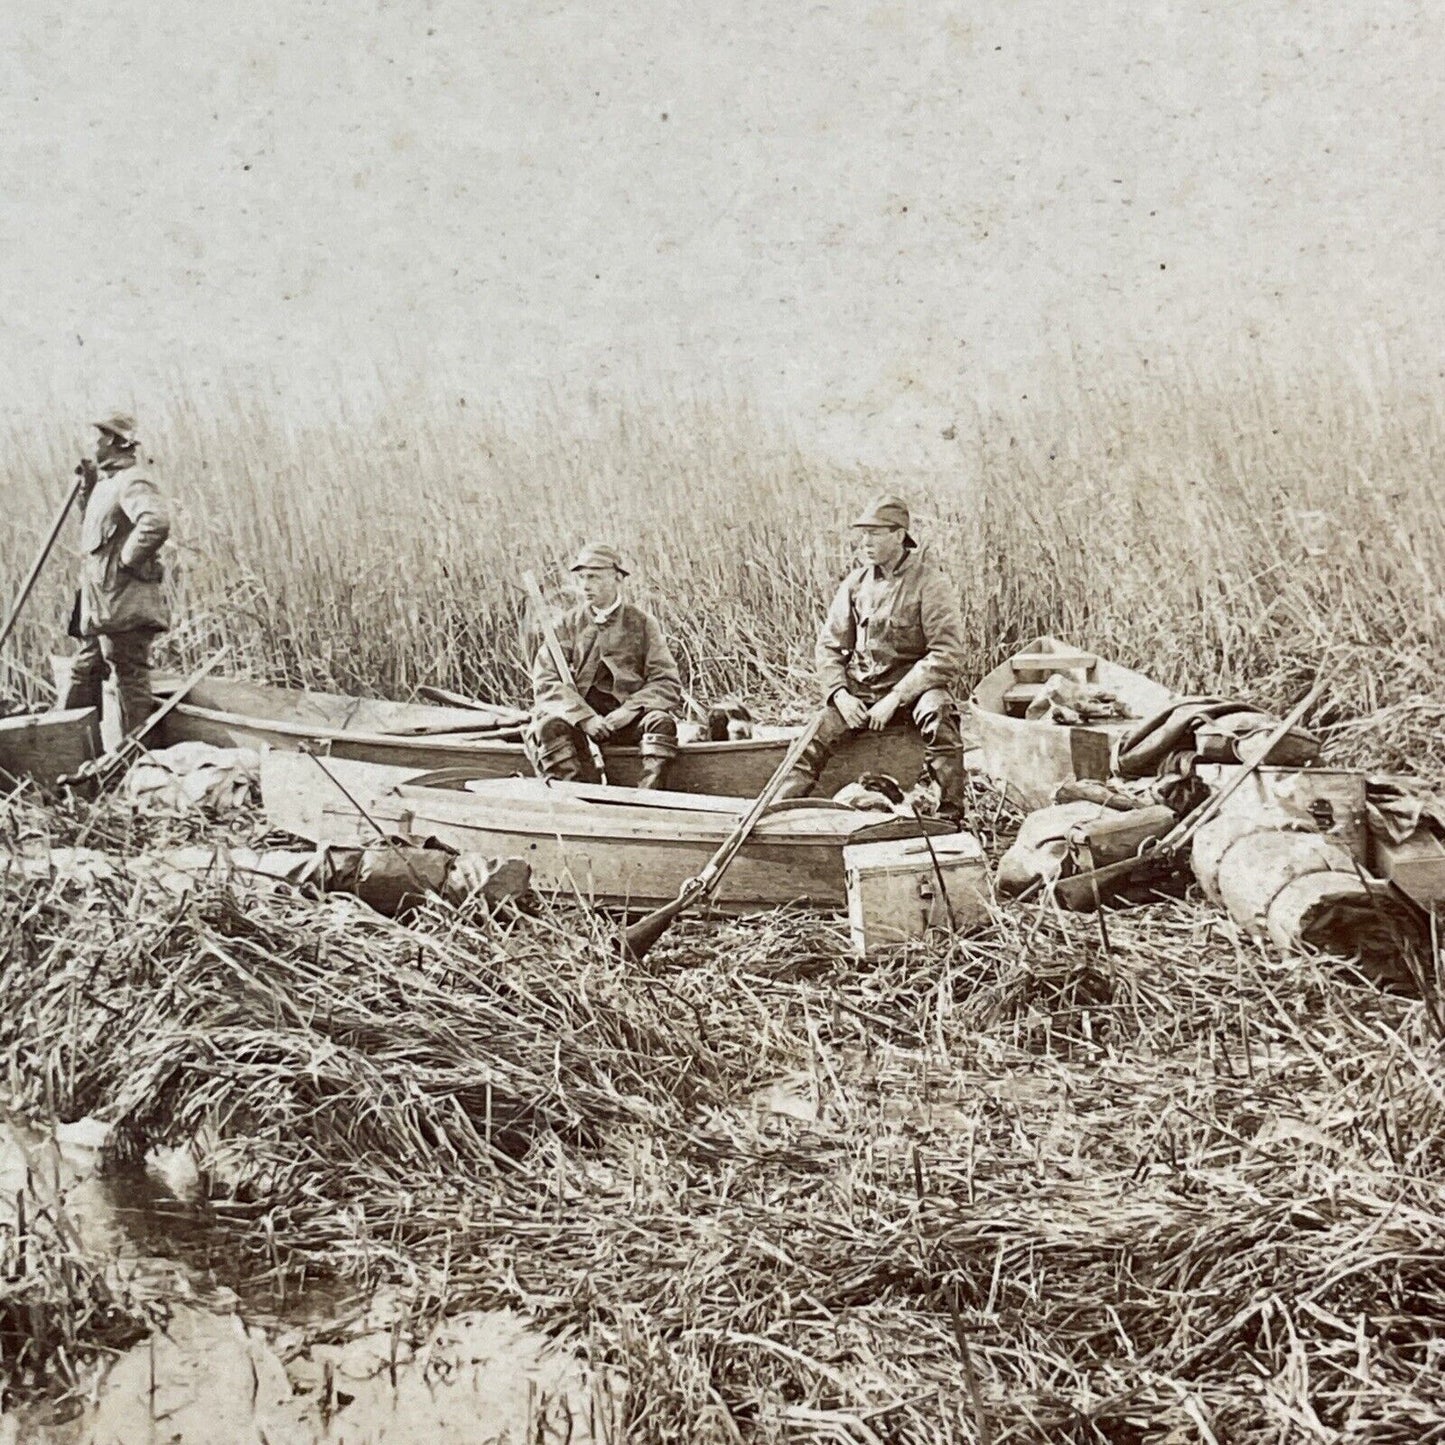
[776,495,971,823]
[528,544,684,791]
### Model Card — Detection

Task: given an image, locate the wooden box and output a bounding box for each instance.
[1196,766,1368,863]
[844,832,991,956]
[1370,828,1445,907]
[0,707,101,787]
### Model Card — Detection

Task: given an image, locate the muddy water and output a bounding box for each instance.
[0,1118,613,1444]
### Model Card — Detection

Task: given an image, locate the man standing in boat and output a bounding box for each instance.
[60,414,171,739]
[777,495,971,822]
[528,544,684,790]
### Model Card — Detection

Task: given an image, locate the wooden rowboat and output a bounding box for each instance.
[261,752,955,912]
[154,675,925,800]
[969,637,1175,811]
[0,707,101,789]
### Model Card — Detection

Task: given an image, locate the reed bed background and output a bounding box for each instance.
[2,359,1443,772]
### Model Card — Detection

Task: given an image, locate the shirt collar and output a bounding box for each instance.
[869,547,915,581]
[589,597,623,625]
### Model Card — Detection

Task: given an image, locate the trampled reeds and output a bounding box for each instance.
[2,825,1442,1442]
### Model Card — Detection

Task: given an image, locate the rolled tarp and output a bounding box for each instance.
[1191,808,1420,989]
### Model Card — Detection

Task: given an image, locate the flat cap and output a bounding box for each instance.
[851,494,911,530]
[93,413,139,445]
[569,543,630,576]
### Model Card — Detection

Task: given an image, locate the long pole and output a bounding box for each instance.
[0,471,87,657]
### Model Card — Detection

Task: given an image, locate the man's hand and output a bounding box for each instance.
[865,692,904,731]
[75,457,98,500]
[602,705,638,734]
[832,691,869,730]
[580,715,613,742]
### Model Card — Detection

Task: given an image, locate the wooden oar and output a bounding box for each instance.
[0,470,88,657]
[521,569,608,785]
[621,710,827,961]
[416,684,528,727]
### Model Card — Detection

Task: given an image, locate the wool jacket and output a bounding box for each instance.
[532,601,684,727]
[815,544,964,704]
[74,462,171,636]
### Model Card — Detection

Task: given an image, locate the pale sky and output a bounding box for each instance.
[3,0,1441,464]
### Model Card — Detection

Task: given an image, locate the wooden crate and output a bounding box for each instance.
[1196,766,1368,863]
[1370,828,1445,907]
[844,832,991,957]
[0,707,101,787]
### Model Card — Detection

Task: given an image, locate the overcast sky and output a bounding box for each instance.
[3,0,1441,463]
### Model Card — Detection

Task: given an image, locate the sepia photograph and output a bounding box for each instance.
[1,1,1442,1439]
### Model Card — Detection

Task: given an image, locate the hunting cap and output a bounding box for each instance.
[93,413,138,445]
[851,493,916,545]
[569,543,629,577]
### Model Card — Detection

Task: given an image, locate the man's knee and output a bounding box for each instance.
[530,716,584,769]
[105,632,153,679]
[640,710,679,757]
[911,688,963,749]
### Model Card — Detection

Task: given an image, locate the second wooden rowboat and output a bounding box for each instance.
[969,636,1175,811]
[155,674,925,800]
[261,752,957,912]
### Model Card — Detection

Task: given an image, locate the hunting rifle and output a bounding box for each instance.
[520,569,609,784]
[1053,677,1327,911]
[621,710,827,961]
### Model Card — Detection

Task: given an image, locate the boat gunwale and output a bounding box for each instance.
[382,786,952,849]
[166,696,803,760]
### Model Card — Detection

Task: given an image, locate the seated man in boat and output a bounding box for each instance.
[528,544,684,790]
[777,495,970,822]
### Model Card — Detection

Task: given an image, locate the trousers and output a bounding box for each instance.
[783,683,969,817]
[529,690,679,786]
[61,631,155,739]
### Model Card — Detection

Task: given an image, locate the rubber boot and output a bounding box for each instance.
[636,753,671,791]
[772,768,819,802]
[535,733,586,782]
[928,750,971,827]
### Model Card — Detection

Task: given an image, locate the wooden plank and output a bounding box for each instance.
[0,708,101,787]
[1370,830,1445,906]
[1009,649,1098,678]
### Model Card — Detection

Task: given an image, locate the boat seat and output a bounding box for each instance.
[1002,682,1043,717]
[1008,650,1097,681]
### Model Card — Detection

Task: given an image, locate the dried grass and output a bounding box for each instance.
[0,362,1442,1436]
[2,789,1442,1441]
[1,361,1443,774]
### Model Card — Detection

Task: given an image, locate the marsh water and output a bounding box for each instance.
[0,1117,607,1443]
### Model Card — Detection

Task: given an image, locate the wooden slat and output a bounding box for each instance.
[1009,649,1097,677]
